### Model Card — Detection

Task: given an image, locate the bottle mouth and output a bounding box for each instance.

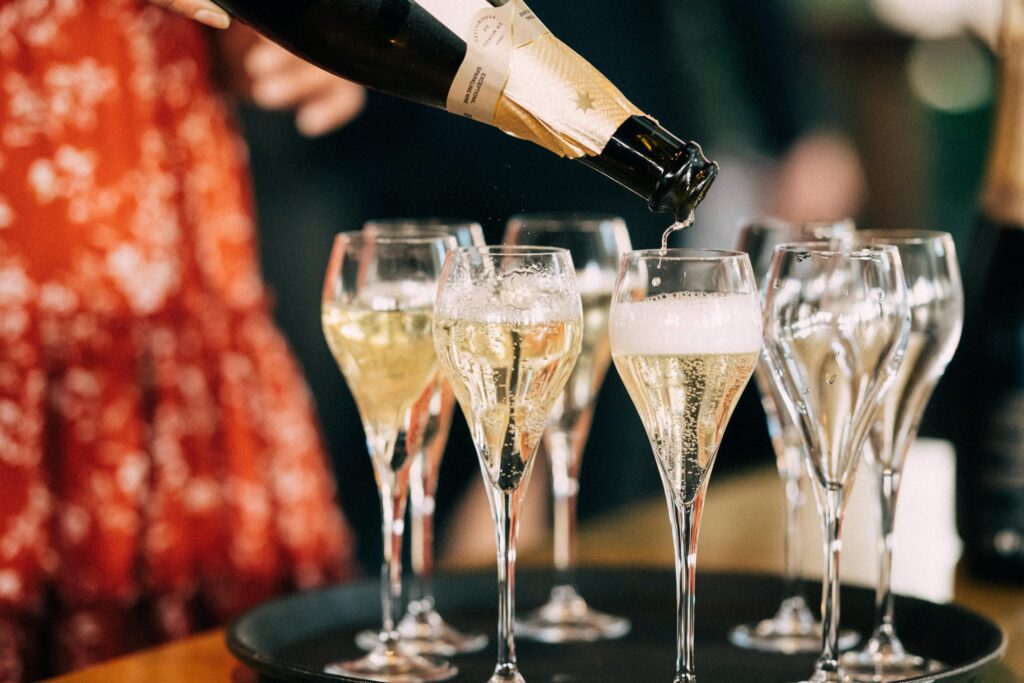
[648,141,719,220]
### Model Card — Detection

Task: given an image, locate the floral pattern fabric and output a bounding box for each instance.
[0,1,354,679]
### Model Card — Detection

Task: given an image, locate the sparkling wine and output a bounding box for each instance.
[434,316,582,492]
[778,314,905,487]
[869,326,957,472]
[547,289,612,434]
[323,300,438,470]
[660,212,696,254]
[611,293,760,505]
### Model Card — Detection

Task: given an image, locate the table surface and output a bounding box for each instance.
[46,467,1024,683]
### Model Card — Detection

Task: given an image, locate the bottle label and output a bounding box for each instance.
[414,0,643,158]
[415,0,545,123]
[974,389,1024,563]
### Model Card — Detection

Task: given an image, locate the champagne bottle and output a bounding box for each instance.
[957,0,1024,582]
[211,0,717,219]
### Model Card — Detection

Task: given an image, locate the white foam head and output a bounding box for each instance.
[610,292,762,355]
[437,271,581,324]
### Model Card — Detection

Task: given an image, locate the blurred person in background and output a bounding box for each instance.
[0,1,364,678]
[237,0,867,569]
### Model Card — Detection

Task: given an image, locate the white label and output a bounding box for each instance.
[415,0,548,123]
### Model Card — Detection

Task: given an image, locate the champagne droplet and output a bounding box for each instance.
[826,375,836,385]
[652,276,662,287]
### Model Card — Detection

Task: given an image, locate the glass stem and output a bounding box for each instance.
[410,453,436,609]
[379,473,409,651]
[815,485,846,680]
[872,467,902,649]
[668,494,703,683]
[781,470,807,608]
[547,429,579,588]
[493,487,524,680]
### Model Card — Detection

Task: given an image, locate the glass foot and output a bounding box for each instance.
[386,599,488,656]
[515,585,631,643]
[791,672,853,683]
[487,664,527,683]
[730,597,859,654]
[840,644,944,682]
[326,642,457,682]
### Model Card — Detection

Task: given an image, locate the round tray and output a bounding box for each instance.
[227,568,1006,682]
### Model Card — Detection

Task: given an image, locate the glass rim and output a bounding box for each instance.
[853,229,953,245]
[453,245,571,257]
[332,230,457,247]
[773,241,900,258]
[624,248,749,262]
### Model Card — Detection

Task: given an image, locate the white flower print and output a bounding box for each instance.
[0,195,12,228]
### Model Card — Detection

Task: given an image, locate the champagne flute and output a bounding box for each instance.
[762,243,909,683]
[504,214,632,643]
[358,218,489,656]
[610,249,761,682]
[321,231,457,682]
[730,218,860,654]
[839,231,963,682]
[434,246,582,683]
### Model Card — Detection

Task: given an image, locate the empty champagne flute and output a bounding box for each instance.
[358,218,489,656]
[504,214,632,643]
[321,231,457,682]
[434,246,582,683]
[610,249,761,682]
[839,231,963,682]
[762,243,909,683]
[730,218,860,654]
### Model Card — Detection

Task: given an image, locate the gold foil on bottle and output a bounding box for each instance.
[492,30,644,158]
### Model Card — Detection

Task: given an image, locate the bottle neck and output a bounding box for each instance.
[982,0,1024,225]
[578,116,718,221]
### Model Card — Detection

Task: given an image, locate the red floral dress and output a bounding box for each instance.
[0,1,354,679]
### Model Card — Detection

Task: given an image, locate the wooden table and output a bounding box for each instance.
[47,467,1024,682]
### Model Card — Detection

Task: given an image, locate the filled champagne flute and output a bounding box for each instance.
[761,243,909,683]
[839,231,963,682]
[504,214,632,643]
[730,218,860,654]
[434,246,582,683]
[610,249,761,682]
[357,218,489,657]
[321,231,457,682]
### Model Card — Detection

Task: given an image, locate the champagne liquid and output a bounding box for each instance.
[871,296,960,471]
[783,315,903,487]
[659,211,695,254]
[610,292,761,506]
[548,290,613,434]
[434,316,582,491]
[323,302,438,470]
[615,352,758,505]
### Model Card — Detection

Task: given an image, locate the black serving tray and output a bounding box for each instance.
[227,568,1006,682]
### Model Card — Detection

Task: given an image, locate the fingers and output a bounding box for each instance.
[245,37,366,135]
[249,59,337,110]
[296,84,367,137]
[148,0,231,28]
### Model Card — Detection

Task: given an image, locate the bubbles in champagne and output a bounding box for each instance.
[659,211,696,255]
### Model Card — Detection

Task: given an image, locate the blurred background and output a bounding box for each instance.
[238,0,1002,572]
